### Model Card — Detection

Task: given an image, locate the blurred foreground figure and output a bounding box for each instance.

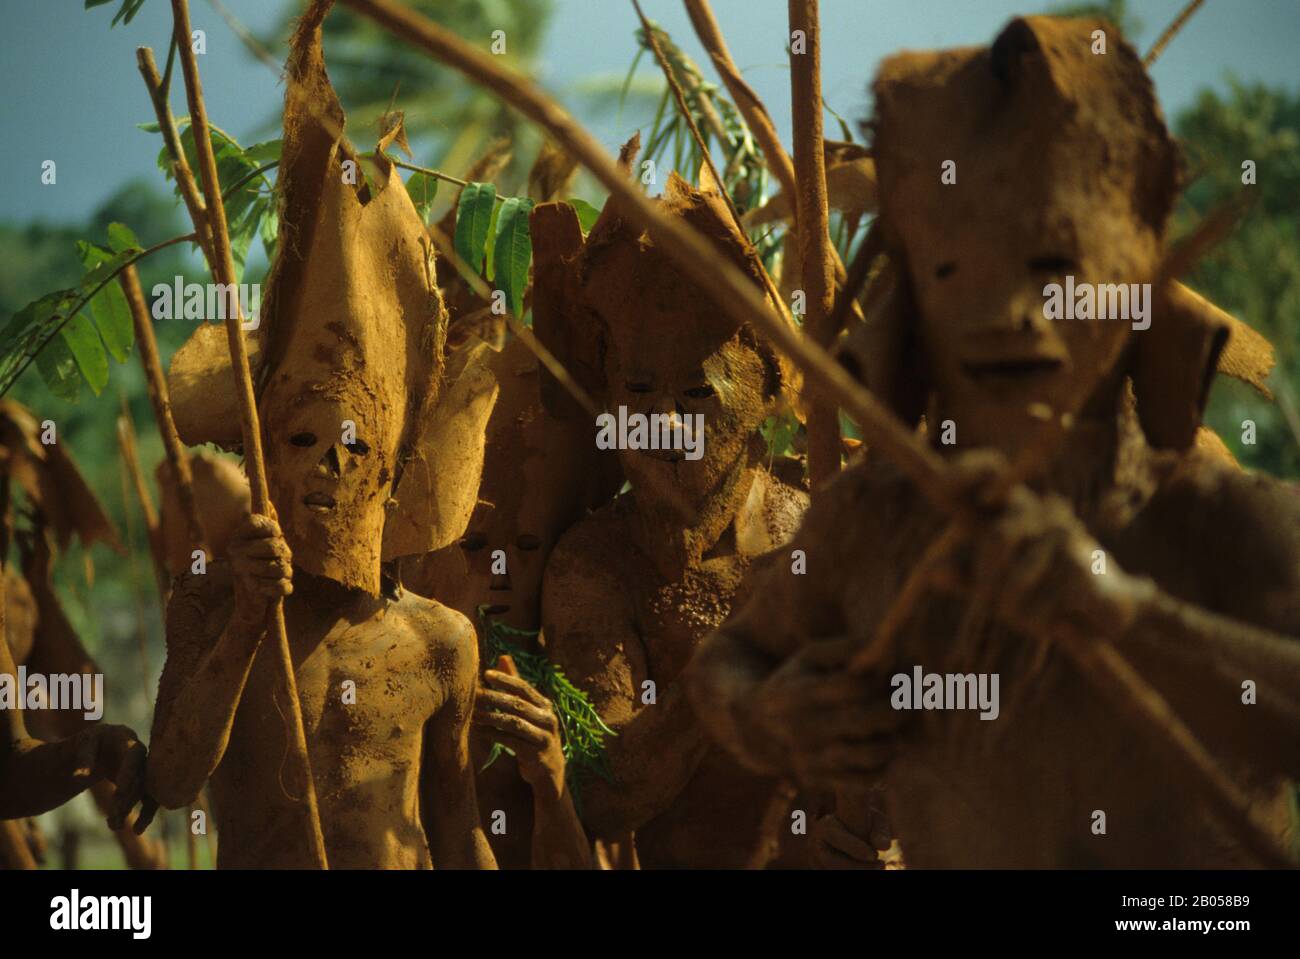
[689,17,1300,867]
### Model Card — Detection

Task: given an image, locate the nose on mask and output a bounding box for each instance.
[314,444,342,477]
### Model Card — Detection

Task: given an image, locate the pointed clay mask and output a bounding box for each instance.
[872,16,1180,455]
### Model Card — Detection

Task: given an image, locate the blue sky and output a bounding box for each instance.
[2,0,1297,225]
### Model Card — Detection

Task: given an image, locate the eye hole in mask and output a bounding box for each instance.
[291,432,317,447]
[1027,255,1078,274]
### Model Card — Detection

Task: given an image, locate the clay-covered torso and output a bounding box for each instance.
[546,469,806,867]
[172,565,470,868]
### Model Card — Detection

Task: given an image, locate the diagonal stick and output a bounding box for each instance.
[169,0,329,869]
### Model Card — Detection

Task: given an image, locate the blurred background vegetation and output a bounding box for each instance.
[1,0,1295,867]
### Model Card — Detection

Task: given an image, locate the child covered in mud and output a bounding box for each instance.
[146,2,495,868]
[537,171,809,867]
[688,16,1300,867]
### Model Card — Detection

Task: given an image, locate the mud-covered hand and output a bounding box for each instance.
[745,637,902,789]
[475,670,567,801]
[91,723,158,834]
[948,464,1148,643]
[811,811,890,870]
[228,515,293,626]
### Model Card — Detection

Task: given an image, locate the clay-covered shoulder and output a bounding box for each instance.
[1141,453,1300,629]
[395,591,478,658]
[395,591,480,702]
[793,451,925,559]
[755,468,811,547]
[544,494,635,591]
[164,561,236,646]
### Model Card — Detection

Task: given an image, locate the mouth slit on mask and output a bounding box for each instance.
[595,405,706,462]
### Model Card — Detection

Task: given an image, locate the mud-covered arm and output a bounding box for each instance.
[528,767,594,869]
[1108,469,1300,783]
[0,632,140,820]
[542,542,708,839]
[422,613,496,869]
[687,477,860,776]
[1120,586,1300,783]
[146,566,263,809]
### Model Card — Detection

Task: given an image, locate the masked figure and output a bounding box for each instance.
[147,0,498,868]
[535,169,810,867]
[688,16,1300,867]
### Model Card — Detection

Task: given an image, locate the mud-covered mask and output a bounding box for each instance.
[261,382,394,591]
[872,16,1180,455]
[164,0,498,595]
[579,174,779,519]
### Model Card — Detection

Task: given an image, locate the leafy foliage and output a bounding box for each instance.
[477,607,615,804]
[0,224,144,400]
[1178,82,1300,478]
[405,170,440,223]
[453,181,497,276]
[632,18,768,216]
[141,120,280,278]
[491,197,535,316]
[84,0,146,28]
[567,197,603,234]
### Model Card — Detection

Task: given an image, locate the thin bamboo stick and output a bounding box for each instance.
[137,47,215,269]
[169,0,328,869]
[788,0,840,486]
[119,264,209,560]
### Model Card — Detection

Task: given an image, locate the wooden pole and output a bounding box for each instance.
[136,47,215,270]
[117,407,169,602]
[119,263,209,559]
[788,0,840,487]
[169,0,328,868]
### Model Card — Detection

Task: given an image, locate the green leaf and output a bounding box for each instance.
[453,182,496,276]
[259,206,280,262]
[75,245,135,289]
[492,197,534,316]
[243,139,283,166]
[112,0,145,27]
[761,414,799,459]
[60,313,109,396]
[77,242,134,363]
[35,336,81,402]
[476,606,615,806]
[86,0,145,27]
[405,171,440,224]
[106,221,140,254]
[567,198,603,234]
[484,198,504,282]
